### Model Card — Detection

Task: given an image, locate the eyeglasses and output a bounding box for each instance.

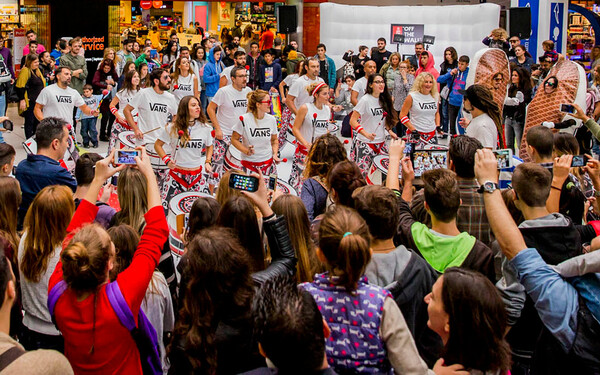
[260,99,272,104]
[399,66,408,69]
[373,80,385,84]
[509,39,519,43]
[235,75,248,78]
[494,78,503,82]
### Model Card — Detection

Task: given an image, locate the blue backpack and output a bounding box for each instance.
[48,280,162,375]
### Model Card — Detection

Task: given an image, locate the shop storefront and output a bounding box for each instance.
[113,1,285,51]
[567,1,600,69]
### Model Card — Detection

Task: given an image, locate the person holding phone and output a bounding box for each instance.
[155,96,213,209]
[350,73,397,178]
[289,82,333,190]
[231,90,279,181]
[108,70,140,152]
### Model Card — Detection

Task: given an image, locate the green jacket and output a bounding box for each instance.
[60,53,88,94]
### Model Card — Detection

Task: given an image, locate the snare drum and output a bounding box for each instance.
[117,130,136,150]
[224,142,244,172]
[328,121,340,134]
[22,135,78,172]
[276,179,298,196]
[366,155,396,185]
[167,191,212,267]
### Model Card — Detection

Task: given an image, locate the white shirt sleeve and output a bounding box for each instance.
[354,96,367,115]
[36,87,49,105]
[157,124,173,144]
[73,91,85,108]
[232,118,243,135]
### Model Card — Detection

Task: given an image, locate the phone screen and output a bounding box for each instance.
[560,104,575,114]
[492,149,513,169]
[411,150,448,178]
[268,174,277,191]
[572,155,588,167]
[116,150,139,165]
[229,173,259,192]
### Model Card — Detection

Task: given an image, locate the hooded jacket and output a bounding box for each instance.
[203,46,225,97]
[437,67,469,107]
[394,195,495,282]
[414,51,439,80]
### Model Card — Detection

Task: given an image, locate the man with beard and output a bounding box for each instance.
[350,60,377,106]
[123,68,178,171]
[34,66,97,125]
[408,42,424,71]
[370,37,392,72]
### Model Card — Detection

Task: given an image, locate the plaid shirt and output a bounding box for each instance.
[457,179,494,245]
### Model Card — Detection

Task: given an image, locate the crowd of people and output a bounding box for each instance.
[0,23,599,375]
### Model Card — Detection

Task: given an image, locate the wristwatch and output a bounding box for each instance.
[477,181,499,194]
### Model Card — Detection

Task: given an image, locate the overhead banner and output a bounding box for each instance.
[390,24,424,45]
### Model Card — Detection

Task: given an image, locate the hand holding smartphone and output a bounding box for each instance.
[560,103,575,114]
[571,155,589,167]
[492,149,514,169]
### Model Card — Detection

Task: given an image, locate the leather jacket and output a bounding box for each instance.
[252,214,297,286]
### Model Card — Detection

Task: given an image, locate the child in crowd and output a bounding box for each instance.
[437,55,469,137]
[542,40,559,63]
[299,206,432,374]
[0,143,15,176]
[259,49,282,93]
[77,84,102,148]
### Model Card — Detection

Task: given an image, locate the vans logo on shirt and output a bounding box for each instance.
[314,120,328,129]
[178,84,192,92]
[232,99,247,108]
[418,102,437,110]
[370,107,384,116]
[250,127,271,137]
[184,140,204,149]
[149,103,168,113]
[56,95,72,103]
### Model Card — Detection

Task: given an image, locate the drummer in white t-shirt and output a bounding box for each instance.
[34,66,98,126]
[399,72,440,143]
[207,66,252,188]
[350,60,377,106]
[219,51,247,88]
[277,58,323,151]
[230,89,279,179]
[108,69,140,152]
[350,73,398,177]
[289,82,342,190]
[155,96,214,207]
[171,57,199,103]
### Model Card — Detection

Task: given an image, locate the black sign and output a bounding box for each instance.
[390,24,425,45]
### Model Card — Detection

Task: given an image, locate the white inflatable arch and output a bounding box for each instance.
[319,2,502,72]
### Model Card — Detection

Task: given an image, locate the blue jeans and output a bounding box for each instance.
[440,98,449,133]
[81,117,98,146]
[504,117,524,152]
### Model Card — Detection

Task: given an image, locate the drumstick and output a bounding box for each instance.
[311,112,317,144]
[239,115,252,152]
[171,129,185,166]
[143,126,163,135]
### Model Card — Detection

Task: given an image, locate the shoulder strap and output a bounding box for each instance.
[0,346,25,371]
[47,280,68,318]
[106,281,136,331]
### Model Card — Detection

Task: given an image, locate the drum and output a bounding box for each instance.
[118,131,170,170]
[224,142,244,172]
[366,155,400,185]
[276,179,298,196]
[22,135,78,173]
[328,121,340,134]
[117,130,136,150]
[167,191,213,267]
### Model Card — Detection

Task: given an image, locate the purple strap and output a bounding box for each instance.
[47,280,67,318]
[105,281,136,331]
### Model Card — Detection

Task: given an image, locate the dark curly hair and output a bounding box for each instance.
[171,227,255,374]
[303,133,347,181]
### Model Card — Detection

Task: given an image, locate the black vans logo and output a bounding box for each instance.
[178,84,192,92]
[56,95,72,103]
[232,99,247,108]
[370,107,384,116]
[149,103,168,113]
[418,102,437,110]
[314,120,328,128]
[184,140,204,149]
[250,128,271,137]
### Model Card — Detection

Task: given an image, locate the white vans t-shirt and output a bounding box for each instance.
[351,77,368,103]
[288,75,324,110]
[36,84,85,125]
[116,89,139,118]
[466,113,498,149]
[354,94,386,144]
[408,91,438,133]
[299,102,331,144]
[128,87,178,144]
[171,73,196,102]
[157,121,213,169]
[233,113,278,163]
[212,85,252,136]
